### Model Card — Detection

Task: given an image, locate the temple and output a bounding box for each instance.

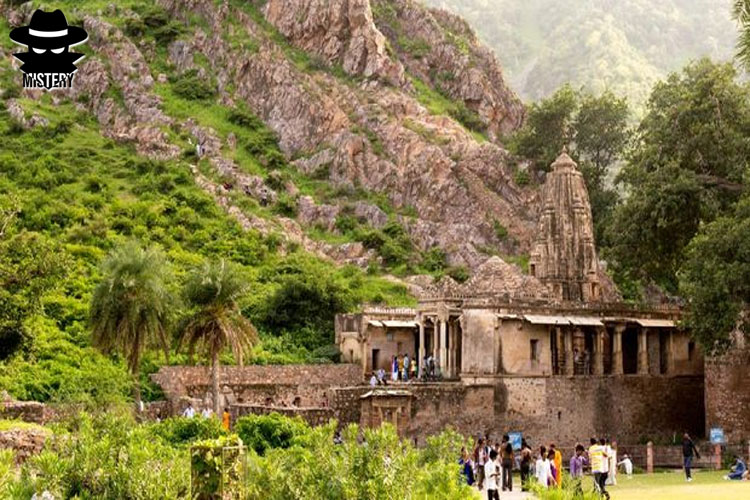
[336,150,703,381]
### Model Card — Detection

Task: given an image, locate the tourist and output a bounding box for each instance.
[322,394,329,407]
[606,439,617,485]
[589,437,610,499]
[501,439,514,491]
[535,445,553,488]
[398,355,405,382]
[474,437,490,490]
[520,440,532,491]
[182,402,196,418]
[570,444,587,496]
[410,357,417,380]
[370,371,378,387]
[725,456,747,480]
[391,355,398,382]
[221,408,231,431]
[484,449,500,500]
[459,446,475,486]
[681,433,700,482]
[403,353,410,381]
[201,407,212,419]
[618,453,633,478]
[154,408,162,423]
[550,443,562,487]
[377,368,386,385]
[333,430,343,445]
[547,449,558,487]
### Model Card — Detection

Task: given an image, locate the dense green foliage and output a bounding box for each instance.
[234,412,311,455]
[679,195,750,352]
[606,60,749,294]
[0,413,475,499]
[426,0,736,107]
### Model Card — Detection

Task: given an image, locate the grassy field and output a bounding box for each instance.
[603,470,749,500]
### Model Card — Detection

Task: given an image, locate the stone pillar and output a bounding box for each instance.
[432,319,439,361]
[593,327,604,375]
[564,328,575,376]
[666,330,676,374]
[646,441,653,474]
[613,325,625,375]
[439,320,448,376]
[637,328,649,375]
[418,320,425,378]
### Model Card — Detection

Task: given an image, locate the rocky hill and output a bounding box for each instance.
[2,0,537,280]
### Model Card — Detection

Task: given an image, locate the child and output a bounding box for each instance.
[618,453,634,478]
[725,456,747,480]
[547,449,558,487]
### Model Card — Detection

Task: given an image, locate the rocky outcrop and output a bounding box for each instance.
[265,0,406,86]
[371,0,525,139]
[0,428,49,463]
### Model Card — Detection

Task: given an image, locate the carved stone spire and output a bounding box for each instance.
[529,148,601,302]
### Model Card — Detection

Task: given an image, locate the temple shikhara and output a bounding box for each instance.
[336,150,702,381]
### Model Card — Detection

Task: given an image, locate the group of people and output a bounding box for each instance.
[181,402,232,430]
[459,434,633,499]
[460,435,517,498]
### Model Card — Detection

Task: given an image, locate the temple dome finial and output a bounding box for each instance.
[551,145,577,170]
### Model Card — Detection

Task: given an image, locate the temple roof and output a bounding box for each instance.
[459,256,550,299]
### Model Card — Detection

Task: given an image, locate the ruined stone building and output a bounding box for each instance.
[334,150,706,442]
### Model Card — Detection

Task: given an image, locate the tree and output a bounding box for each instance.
[181,260,258,415]
[679,194,750,353]
[607,59,750,294]
[0,230,68,360]
[509,84,578,172]
[90,241,174,405]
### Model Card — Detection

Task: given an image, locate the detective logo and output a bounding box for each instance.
[9,9,88,91]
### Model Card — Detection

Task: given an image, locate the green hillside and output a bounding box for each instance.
[425,0,738,107]
[0,1,418,404]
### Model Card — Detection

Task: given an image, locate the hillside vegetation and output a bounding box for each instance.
[426,0,737,107]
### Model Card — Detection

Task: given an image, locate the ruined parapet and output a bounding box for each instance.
[529,148,601,302]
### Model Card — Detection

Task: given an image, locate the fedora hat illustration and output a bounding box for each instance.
[10,9,88,50]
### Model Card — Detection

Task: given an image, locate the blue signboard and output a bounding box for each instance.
[508,431,523,451]
[710,427,725,444]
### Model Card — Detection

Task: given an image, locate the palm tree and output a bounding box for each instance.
[90,241,174,406]
[734,1,750,68]
[180,259,258,415]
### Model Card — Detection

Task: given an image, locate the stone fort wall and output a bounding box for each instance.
[151,365,704,446]
[705,349,750,443]
[398,376,704,445]
[152,364,362,410]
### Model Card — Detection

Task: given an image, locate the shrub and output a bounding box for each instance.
[150,417,226,446]
[514,168,531,186]
[234,413,310,455]
[171,70,216,101]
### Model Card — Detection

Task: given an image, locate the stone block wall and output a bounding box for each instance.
[705,349,750,443]
[152,364,362,414]
[0,401,47,424]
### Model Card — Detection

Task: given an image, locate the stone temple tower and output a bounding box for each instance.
[529,148,601,302]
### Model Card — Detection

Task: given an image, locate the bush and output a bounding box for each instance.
[150,417,226,446]
[171,70,216,101]
[234,413,311,455]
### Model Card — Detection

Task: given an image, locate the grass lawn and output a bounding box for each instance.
[604,470,749,499]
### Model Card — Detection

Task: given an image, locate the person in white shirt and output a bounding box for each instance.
[618,454,634,478]
[484,449,500,500]
[535,445,553,488]
[201,407,213,419]
[369,372,378,387]
[606,440,617,485]
[182,402,196,418]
